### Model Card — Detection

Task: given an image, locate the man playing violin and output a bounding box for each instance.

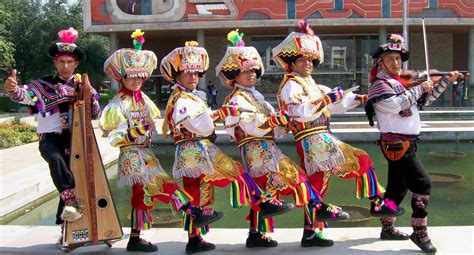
[365,34,461,253]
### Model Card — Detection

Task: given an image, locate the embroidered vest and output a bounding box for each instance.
[224,88,274,147]
[276,74,330,141]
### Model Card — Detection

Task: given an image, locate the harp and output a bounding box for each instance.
[62,74,123,251]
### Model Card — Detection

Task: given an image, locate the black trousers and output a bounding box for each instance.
[38,132,74,224]
[383,142,432,219]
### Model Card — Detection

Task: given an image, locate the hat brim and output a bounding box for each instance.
[372,47,409,62]
[48,44,85,61]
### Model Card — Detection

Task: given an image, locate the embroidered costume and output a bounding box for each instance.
[101,30,218,253]
[8,28,100,224]
[273,22,398,218]
[161,41,292,253]
[365,34,454,253]
[217,30,346,248]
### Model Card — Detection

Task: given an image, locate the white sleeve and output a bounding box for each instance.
[280,80,323,122]
[172,97,215,137]
[232,95,271,137]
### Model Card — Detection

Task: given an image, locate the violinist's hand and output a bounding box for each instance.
[355,94,368,104]
[420,80,434,93]
[444,71,461,84]
[4,69,19,93]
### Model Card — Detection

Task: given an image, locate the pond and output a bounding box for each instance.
[8,141,473,228]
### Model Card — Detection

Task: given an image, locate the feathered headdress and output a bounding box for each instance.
[160,41,209,82]
[103,29,157,82]
[215,29,264,88]
[272,21,324,72]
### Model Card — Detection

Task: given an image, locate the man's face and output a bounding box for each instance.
[380,52,402,75]
[122,77,145,92]
[177,71,199,90]
[53,55,78,80]
[292,56,313,77]
[235,69,257,87]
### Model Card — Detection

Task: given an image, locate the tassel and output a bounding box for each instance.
[131,208,153,230]
[356,168,385,199]
[170,189,193,212]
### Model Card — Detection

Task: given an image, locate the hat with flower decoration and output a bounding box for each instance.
[272,20,324,72]
[159,41,209,82]
[372,34,409,62]
[215,29,264,88]
[103,29,157,82]
[48,27,84,60]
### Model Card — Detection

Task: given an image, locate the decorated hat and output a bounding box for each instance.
[215,29,264,88]
[372,34,409,62]
[48,27,84,61]
[103,29,157,82]
[272,21,324,72]
[160,41,209,82]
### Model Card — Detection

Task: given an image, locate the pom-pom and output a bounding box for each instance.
[227,29,245,47]
[389,34,404,43]
[296,20,314,35]
[131,29,145,50]
[58,27,79,44]
[185,41,199,47]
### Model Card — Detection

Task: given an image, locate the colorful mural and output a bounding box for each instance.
[88,0,474,25]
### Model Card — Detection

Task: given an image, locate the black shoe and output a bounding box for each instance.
[371,199,405,216]
[410,233,437,253]
[317,203,350,221]
[259,200,294,218]
[301,229,334,247]
[246,232,278,248]
[380,229,410,240]
[192,208,224,228]
[126,238,158,252]
[186,236,216,254]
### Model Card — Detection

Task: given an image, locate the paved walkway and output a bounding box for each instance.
[0,226,472,254]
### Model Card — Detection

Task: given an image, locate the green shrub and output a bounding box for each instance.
[0,96,20,112]
[0,120,38,148]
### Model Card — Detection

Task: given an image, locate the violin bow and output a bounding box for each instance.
[421,17,431,82]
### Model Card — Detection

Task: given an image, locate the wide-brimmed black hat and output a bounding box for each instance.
[48,27,84,61]
[372,34,409,62]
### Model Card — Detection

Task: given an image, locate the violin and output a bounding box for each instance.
[399,69,470,88]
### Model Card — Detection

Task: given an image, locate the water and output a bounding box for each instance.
[8,142,474,228]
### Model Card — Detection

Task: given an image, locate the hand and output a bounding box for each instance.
[355,94,368,104]
[4,69,18,93]
[216,102,242,119]
[126,124,151,142]
[323,87,344,105]
[268,110,290,128]
[444,71,462,84]
[420,80,434,93]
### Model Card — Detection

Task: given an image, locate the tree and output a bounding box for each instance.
[0,2,16,82]
[7,0,109,87]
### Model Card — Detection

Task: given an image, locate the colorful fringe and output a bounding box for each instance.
[131,208,153,231]
[293,180,321,207]
[182,212,210,235]
[356,167,385,199]
[170,189,193,212]
[230,173,265,208]
[304,203,318,230]
[246,210,275,233]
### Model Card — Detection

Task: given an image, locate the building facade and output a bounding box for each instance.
[84,0,474,107]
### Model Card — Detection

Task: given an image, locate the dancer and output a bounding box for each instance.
[273,21,402,223]
[100,30,222,252]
